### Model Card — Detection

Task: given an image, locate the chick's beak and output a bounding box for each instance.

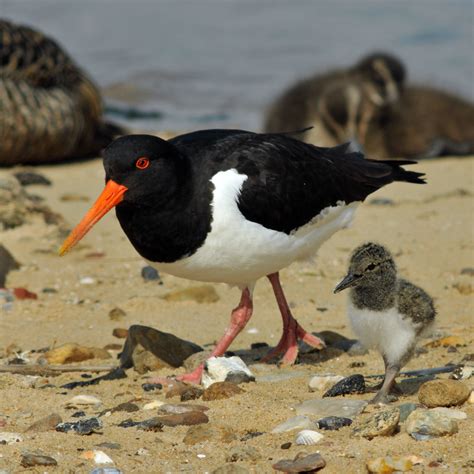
[59,179,127,256]
[333,273,359,294]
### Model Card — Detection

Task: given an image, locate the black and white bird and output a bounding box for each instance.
[60,130,425,384]
[334,242,436,403]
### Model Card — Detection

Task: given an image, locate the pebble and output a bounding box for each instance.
[180,386,204,401]
[43,343,111,364]
[280,442,292,449]
[308,374,344,392]
[202,381,243,401]
[136,448,149,456]
[398,403,419,422]
[143,400,165,410]
[157,411,209,427]
[418,379,470,407]
[66,395,102,407]
[296,399,367,418]
[25,413,62,432]
[142,383,163,392]
[273,453,326,473]
[461,267,474,276]
[469,390,474,404]
[367,456,414,473]
[141,265,160,281]
[56,417,103,435]
[159,403,209,414]
[112,328,128,339]
[405,409,458,440]
[183,424,237,445]
[20,452,57,468]
[14,171,51,186]
[72,411,87,418]
[352,408,400,439]
[108,307,126,321]
[317,416,353,430]
[165,381,189,398]
[0,432,23,444]
[161,285,220,303]
[431,407,467,420]
[323,374,366,397]
[272,415,316,433]
[80,276,96,285]
[202,356,254,388]
[225,446,261,462]
[81,450,114,464]
[295,429,324,445]
[119,417,163,432]
[12,287,37,300]
[110,402,139,413]
[96,442,122,450]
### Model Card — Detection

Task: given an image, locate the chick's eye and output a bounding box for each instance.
[136,157,150,169]
[366,263,376,271]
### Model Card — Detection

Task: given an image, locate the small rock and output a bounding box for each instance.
[25,413,62,432]
[352,408,400,439]
[0,244,20,287]
[226,446,260,462]
[81,450,113,464]
[425,336,467,348]
[0,432,23,444]
[72,411,86,418]
[323,374,366,397]
[418,379,470,407]
[12,287,37,300]
[161,285,220,303]
[367,456,414,473]
[398,403,419,422]
[406,409,458,440]
[202,356,254,388]
[80,276,96,285]
[272,415,316,434]
[66,395,102,407]
[180,386,204,401]
[431,407,467,420]
[96,442,121,450]
[295,429,324,445]
[165,381,189,398]
[108,307,126,321]
[158,411,209,427]
[159,403,209,414]
[20,452,57,467]
[112,328,128,339]
[143,400,165,410]
[202,381,243,401]
[317,416,352,430]
[296,399,368,418]
[14,171,51,186]
[43,343,111,364]
[135,447,149,456]
[141,266,160,281]
[280,442,292,449]
[118,417,163,432]
[308,374,344,392]
[273,453,326,473]
[142,383,163,392]
[110,402,139,413]
[56,417,103,435]
[452,281,472,295]
[183,424,237,444]
[460,267,474,276]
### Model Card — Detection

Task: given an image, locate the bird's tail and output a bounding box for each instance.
[377,160,426,184]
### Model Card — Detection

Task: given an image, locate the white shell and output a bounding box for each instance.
[66,395,102,407]
[202,356,254,389]
[295,429,324,445]
[143,400,164,410]
[308,374,344,392]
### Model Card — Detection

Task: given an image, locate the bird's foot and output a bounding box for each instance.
[261,318,325,365]
[369,392,398,405]
[145,365,204,386]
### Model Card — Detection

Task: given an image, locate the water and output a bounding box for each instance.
[2,0,473,131]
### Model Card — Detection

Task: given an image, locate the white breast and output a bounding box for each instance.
[347,298,417,366]
[152,169,358,287]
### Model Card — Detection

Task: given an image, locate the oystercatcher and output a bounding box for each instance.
[60,130,424,383]
[0,19,122,165]
[334,243,435,403]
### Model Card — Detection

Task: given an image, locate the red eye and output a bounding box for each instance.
[136,157,150,169]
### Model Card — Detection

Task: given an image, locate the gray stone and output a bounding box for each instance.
[398,403,419,422]
[273,453,326,472]
[405,409,458,440]
[20,452,57,467]
[225,446,260,462]
[296,398,367,418]
[317,416,352,430]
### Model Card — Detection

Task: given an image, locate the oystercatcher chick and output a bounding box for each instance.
[60,130,425,384]
[0,19,122,165]
[334,242,436,403]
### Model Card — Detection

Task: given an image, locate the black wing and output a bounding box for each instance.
[232,134,424,234]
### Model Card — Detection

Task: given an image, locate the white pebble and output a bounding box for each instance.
[246,328,259,334]
[80,276,96,285]
[197,454,206,459]
[308,374,344,392]
[468,390,474,404]
[202,356,254,389]
[143,400,165,410]
[66,394,102,407]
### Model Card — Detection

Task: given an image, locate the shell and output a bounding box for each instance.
[143,400,165,410]
[295,429,324,445]
[323,374,365,397]
[66,394,102,407]
[202,356,254,389]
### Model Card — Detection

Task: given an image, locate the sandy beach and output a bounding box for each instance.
[0,148,473,473]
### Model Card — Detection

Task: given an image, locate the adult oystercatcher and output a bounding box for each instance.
[60,130,424,383]
[0,19,122,165]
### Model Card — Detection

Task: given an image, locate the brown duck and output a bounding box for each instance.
[0,19,123,165]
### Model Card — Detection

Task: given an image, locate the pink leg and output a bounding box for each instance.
[262,272,325,365]
[175,287,253,384]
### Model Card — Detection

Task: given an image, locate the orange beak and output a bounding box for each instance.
[59,179,128,256]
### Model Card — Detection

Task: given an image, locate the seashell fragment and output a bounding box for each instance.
[202,356,255,388]
[295,429,324,445]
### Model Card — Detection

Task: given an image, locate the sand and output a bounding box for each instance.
[0,149,473,473]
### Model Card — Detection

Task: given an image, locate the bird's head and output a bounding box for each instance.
[334,242,396,293]
[59,134,185,256]
[354,52,406,105]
